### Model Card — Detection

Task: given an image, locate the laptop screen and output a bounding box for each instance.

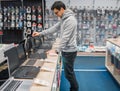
[16,44,27,64]
[0,60,9,86]
[4,47,20,75]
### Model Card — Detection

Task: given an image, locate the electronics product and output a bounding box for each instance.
[26,6,31,13]
[26,28,31,34]
[15,6,19,14]
[19,13,23,20]
[16,21,19,29]
[16,14,19,20]
[11,14,15,20]
[24,21,27,26]
[23,13,26,20]
[11,6,15,14]
[4,47,40,79]
[37,6,41,13]
[0,77,33,91]
[18,20,23,29]
[32,6,36,13]
[27,21,31,27]
[32,22,37,31]
[0,21,3,28]
[32,14,36,21]
[38,15,42,23]
[27,14,31,20]
[37,23,42,32]
[0,59,9,86]
[11,21,15,28]
[0,13,2,20]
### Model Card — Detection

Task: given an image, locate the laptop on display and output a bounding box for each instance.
[0,77,33,91]
[17,43,44,66]
[0,59,9,86]
[0,58,33,91]
[4,47,40,79]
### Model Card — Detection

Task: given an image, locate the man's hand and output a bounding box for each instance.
[32,32,40,37]
[46,49,58,55]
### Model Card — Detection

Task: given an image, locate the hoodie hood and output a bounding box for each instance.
[62,9,75,20]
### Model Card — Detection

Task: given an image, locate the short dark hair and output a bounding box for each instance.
[51,1,66,10]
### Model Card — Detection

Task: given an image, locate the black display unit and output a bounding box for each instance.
[0,0,45,44]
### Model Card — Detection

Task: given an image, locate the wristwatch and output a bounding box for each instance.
[32,14,36,21]
[37,6,41,13]
[38,15,42,23]
[27,14,31,20]
[27,6,31,13]
[27,21,31,27]
[32,6,36,13]
[32,22,37,31]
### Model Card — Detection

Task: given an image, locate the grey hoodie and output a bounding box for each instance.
[40,9,77,52]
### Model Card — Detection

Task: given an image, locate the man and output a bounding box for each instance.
[32,1,79,91]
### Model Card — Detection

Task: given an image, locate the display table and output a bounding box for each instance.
[30,51,60,91]
[0,38,62,91]
[106,38,120,85]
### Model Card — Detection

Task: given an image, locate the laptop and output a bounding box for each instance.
[0,59,9,86]
[4,47,40,79]
[0,59,33,91]
[0,77,33,91]
[29,49,47,59]
[29,52,47,59]
[16,43,43,66]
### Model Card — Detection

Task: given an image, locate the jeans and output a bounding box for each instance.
[61,51,79,91]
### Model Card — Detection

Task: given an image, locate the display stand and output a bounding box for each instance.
[106,38,120,85]
[0,0,45,44]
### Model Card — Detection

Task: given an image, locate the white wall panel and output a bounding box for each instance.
[70,0,93,9]
[46,0,68,8]
[94,0,118,9]
[46,0,120,9]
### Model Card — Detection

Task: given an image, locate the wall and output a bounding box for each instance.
[46,0,120,10]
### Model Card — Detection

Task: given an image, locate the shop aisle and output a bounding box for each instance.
[60,56,120,91]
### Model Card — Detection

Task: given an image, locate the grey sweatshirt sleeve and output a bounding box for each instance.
[40,22,60,36]
[58,18,77,52]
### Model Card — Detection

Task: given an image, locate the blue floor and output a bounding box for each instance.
[60,56,120,91]
[74,56,106,69]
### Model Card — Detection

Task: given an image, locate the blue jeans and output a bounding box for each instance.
[61,51,79,91]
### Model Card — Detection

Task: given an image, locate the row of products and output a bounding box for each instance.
[45,8,120,47]
[76,9,120,46]
[72,7,120,16]
[0,6,43,32]
[79,26,119,46]
[78,20,119,30]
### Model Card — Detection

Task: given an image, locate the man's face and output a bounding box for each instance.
[53,8,64,18]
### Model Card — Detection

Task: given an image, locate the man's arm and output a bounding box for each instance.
[32,22,60,37]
